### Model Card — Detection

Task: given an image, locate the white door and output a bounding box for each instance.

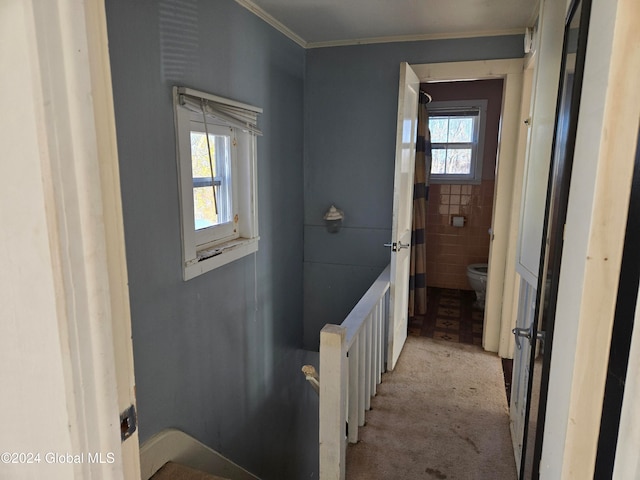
[387,62,420,371]
[510,280,537,473]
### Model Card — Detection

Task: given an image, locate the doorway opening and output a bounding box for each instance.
[410,79,504,348]
[411,60,525,358]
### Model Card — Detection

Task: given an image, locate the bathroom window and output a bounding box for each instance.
[174,87,261,280]
[428,100,487,184]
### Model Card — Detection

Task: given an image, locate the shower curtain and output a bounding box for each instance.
[408,99,431,318]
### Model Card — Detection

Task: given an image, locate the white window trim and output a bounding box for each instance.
[173,87,261,280]
[428,99,488,184]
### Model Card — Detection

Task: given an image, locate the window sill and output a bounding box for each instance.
[183,237,259,280]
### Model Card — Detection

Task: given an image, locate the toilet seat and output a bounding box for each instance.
[467,263,488,276]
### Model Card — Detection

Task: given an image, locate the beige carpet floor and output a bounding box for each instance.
[346,336,517,480]
[151,462,230,480]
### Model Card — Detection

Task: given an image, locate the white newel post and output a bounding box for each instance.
[320,324,347,480]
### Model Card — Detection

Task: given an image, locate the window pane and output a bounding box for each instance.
[193,187,216,229]
[445,148,472,174]
[448,117,474,143]
[190,131,232,230]
[431,148,446,174]
[429,118,448,143]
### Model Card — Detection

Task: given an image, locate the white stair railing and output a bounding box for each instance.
[315,264,390,480]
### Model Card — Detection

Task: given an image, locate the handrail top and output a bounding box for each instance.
[341,264,390,349]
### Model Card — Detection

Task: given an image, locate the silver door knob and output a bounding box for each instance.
[384,241,410,252]
[512,327,531,350]
[512,326,545,349]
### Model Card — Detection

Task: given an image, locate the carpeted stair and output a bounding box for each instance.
[140,429,260,480]
[151,461,230,480]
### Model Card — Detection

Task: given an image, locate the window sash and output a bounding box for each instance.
[428,103,483,182]
[431,144,477,177]
[428,104,481,116]
[189,122,238,247]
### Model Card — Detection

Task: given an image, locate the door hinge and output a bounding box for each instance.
[120,405,137,442]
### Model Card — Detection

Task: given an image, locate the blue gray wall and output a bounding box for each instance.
[105,1,317,479]
[106,0,524,474]
[303,37,524,349]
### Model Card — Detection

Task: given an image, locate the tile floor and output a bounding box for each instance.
[409,287,484,346]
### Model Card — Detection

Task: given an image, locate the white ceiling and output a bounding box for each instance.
[236,0,540,48]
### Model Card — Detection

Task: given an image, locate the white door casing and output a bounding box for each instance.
[387,62,420,371]
[0,1,140,479]
[411,59,524,357]
[87,0,141,476]
[516,0,565,287]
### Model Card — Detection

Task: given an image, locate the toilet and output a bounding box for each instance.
[466,263,489,308]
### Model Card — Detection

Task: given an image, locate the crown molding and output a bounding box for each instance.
[234,0,307,48]
[234,0,525,50]
[306,28,526,49]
